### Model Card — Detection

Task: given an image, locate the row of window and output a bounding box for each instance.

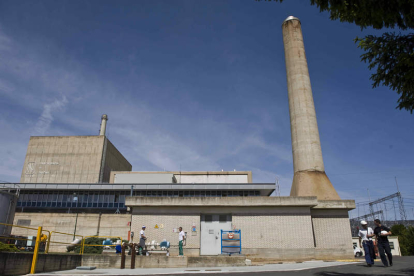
[16,190,261,209]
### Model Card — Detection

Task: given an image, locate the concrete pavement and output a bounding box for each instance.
[34,260,359,275]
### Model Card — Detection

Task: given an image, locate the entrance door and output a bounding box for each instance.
[200,214,232,255]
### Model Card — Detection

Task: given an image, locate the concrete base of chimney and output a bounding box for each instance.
[290,171,340,200]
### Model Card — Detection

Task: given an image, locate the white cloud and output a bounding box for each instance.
[33,96,68,136]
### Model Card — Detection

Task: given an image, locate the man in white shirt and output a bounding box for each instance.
[178,227,185,256]
[358,220,375,266]
[138,226,146,255]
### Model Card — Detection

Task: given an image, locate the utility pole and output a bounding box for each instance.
[392,198,397,224]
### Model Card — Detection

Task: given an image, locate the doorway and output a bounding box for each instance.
[200,214,232,255]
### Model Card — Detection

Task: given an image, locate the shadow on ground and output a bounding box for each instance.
[315,265,414,276]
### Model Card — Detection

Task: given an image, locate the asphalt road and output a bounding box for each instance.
[35,257,414,276]
[171,256,414,276]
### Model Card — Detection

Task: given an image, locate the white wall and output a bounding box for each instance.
[114,173,175,183]
[352,237,401,256]
[175,174,248,183]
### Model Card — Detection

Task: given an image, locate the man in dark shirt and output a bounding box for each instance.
[374,219,393,267]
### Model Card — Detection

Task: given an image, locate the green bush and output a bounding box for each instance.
[390,224,414,256]
[68,237,128,254]
[0,241,20,252]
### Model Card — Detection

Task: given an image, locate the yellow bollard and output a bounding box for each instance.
[30,226,42,274]
[81,238,85,254]
[45,232,52,254]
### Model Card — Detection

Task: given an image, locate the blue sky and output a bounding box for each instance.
[0,0,413,220]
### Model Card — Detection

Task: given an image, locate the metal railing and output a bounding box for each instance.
[46,231,83,254]
[0,222,84,274]
[0,222,50,250]
[1,222,127,274]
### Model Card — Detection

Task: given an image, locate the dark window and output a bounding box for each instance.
[219,215,227,223]
[119,195,125,203]
[204,215,213,223]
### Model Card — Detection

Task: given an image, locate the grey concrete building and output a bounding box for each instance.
[20,116,132,184]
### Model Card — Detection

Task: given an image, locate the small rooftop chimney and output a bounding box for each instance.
[99,114,108,136]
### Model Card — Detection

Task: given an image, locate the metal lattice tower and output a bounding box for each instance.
[274,177,280,197]
[369,191,407,225]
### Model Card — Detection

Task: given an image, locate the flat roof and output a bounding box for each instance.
[16,183,275,196]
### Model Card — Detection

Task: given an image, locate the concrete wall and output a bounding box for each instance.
[20,136,105,183]
[20,136,131,184]
[102,139,132,183]
[110,171,253,184]
[0,190,18,235]
[12,213,131,252]
[0,252,81,275]
[115,173,175,184]
[128,198,355,260]
[311,209,354,259]
[176,174,248,184]
[233,208,314,249]
[81,255,245,269]
[131,214,200,256]
[131,205,317,258]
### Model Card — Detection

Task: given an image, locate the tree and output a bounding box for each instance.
[391,224,409,255]
[277,0,414,113]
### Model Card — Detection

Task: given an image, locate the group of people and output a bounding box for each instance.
[138,225,186,256]
[358,219,393,267]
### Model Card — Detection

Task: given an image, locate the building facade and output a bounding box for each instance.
[20,135,131,184]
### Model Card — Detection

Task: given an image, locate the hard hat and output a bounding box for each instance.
[361,221,367,225]
[142,225,146,228]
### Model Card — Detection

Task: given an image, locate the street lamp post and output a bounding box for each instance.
[73,193,78,240]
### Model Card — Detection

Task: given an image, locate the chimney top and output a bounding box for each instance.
[99,114,108,136]
[283,16,300,25]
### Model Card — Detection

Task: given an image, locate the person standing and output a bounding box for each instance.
[178,227,186,256]
[374,219,393,267]
[138,226,147,255]
[358,221,375,266]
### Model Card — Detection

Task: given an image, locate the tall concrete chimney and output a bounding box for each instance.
[282,16,340,200]
[99,114,108,136]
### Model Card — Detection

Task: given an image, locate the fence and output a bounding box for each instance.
[0,222,124,274]
[221,230,241,255]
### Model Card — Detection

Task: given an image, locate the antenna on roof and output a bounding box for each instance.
[275,177,280,197]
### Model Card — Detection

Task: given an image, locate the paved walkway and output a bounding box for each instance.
[34,260,359,275]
